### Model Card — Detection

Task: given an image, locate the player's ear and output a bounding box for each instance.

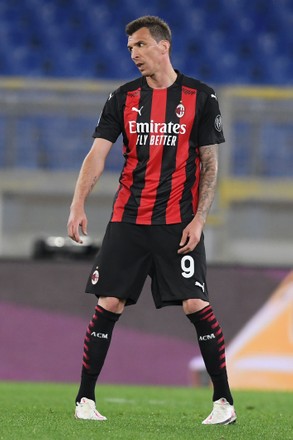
[160,40,170,55]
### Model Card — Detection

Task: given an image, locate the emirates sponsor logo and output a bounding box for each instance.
[129,120,187,135]
[129,120,187,147]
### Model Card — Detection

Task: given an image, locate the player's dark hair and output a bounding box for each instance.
[126,16,172,52]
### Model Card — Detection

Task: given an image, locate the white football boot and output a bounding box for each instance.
[75,397,107,421]
[202,397,237,425]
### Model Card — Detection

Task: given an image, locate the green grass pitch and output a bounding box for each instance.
[0,382,292,440]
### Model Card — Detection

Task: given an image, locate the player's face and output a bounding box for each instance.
[127,27,167,77]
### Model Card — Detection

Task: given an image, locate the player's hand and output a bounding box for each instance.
[177,215,204,254]
[67,204,88,244]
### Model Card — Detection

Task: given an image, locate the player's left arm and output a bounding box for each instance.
[178,144,218,254]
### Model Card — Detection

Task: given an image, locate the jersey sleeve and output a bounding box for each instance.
[197,90,225,147]
[92,90,122,143]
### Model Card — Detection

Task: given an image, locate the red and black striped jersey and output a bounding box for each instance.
[93,71,225,225]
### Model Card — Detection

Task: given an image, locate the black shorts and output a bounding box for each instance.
[85,221,209,308]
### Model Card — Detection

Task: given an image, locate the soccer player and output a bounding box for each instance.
[67,15,237,425]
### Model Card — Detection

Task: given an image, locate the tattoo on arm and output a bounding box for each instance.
[197,144,218,223]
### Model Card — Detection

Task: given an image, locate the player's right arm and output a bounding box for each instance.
[67,138,113,244]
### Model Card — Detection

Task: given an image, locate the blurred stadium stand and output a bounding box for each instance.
[0,0,292,84]
[0,0,292,264]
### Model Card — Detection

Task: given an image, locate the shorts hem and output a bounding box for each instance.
[86,290,138,307]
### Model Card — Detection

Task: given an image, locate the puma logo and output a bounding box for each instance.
[132,106,144,116]
[195,281,205,292]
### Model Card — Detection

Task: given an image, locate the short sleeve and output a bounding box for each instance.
[92,90,122,143]
[198,91,225,147]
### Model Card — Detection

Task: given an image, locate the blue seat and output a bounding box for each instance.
[0,0,291,84]
[1,0,292,172]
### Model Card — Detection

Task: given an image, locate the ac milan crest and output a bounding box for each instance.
[91,268,99,285]
[176,102,185,118]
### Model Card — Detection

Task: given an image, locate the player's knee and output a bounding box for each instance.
[98,296,125,314]
[183,298,209,315]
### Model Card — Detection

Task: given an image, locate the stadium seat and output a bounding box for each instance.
[0,0,292,172]
[0,0,291,84]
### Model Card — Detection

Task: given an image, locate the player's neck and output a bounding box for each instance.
[146,66,177,89]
